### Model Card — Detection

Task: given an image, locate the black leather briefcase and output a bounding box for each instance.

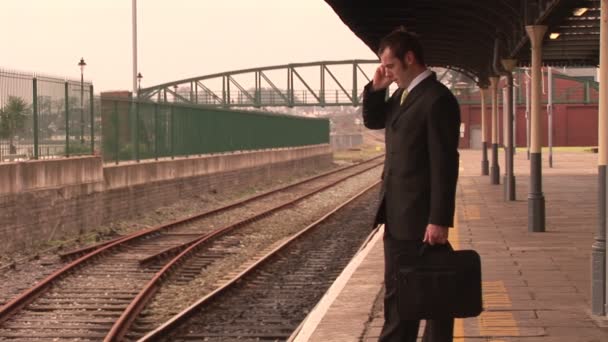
[396,243,483,320]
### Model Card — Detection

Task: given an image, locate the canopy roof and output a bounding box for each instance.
[324,0,600,83]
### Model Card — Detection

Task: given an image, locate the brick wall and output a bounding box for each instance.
[0,147,332,253]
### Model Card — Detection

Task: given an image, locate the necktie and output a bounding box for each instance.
[400,89,409,105]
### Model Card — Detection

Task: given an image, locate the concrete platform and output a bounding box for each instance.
[291,149,608,341]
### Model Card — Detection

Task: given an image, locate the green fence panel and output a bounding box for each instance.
[100,98,329,163]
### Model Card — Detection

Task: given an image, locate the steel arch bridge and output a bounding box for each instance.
[139,59,471,108]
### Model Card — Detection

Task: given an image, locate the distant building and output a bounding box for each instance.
[100,91,132,99]
[556,67,598,82]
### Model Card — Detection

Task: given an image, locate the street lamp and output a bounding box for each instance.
[78,57,86,145]
[137,72,143,98]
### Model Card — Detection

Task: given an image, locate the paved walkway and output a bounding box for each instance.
[292,149,608,341]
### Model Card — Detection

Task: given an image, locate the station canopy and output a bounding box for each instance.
[324,0,601,83]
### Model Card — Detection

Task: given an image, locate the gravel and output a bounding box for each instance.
[128,166,382,338]
[0,162,341,307]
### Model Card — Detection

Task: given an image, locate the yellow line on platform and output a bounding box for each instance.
[478,281,519,337]
[452,214,465,340]
[453,158,517,339]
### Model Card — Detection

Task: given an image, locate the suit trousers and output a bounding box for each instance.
[379,230,454,342]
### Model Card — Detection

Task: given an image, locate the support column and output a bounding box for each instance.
[525,25,547,232]
[548,66,554,168]
[513,72,517,154]
[480,84,489,175]
[592,0,607,317]
[502,59,517,201]
[525,69,531,160]
[490,76,500,185]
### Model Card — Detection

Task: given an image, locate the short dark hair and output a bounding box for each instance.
[377,28,425,66]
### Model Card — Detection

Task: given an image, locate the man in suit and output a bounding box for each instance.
[362,29,461,342]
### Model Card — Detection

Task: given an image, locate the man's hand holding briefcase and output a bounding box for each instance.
[396,242,483,320]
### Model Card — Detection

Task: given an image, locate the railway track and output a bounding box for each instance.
[58,155,384,263]
[137,182,381,341]
[0,155,383,341]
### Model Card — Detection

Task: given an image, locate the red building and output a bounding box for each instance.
[456,69,599,149]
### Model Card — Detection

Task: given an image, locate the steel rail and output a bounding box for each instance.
[59,154,384,261]
[104,162,382,341]
[0,154,383,329]
[137,161,382,266]
[136,180,381,341]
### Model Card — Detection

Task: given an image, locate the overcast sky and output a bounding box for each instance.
[0,0,377,92]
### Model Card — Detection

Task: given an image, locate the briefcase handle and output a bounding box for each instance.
[419,241,454,256]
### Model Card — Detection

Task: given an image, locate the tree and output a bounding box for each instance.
[36,96,57,140]
[0,96,30,153]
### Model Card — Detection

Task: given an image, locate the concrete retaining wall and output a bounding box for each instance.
[0,145,333,253]
[0,157,104,195]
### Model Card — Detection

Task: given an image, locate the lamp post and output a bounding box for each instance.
[132,0,138,96]
[78,57,86,145]
[137,72,143,98]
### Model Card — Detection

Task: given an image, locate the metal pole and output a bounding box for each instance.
[603,0,608,317]
[480,85,489,175]
[226,79,231,106]
[525,25,547,233]
[592,0,607,316]
[289,68,294,106]
[526,70,531,160]
[352,63,358,106]
[222,77,226,107]
[137,73,142,98]
[135,101,139,162]
[132,0,138,97]
[513,71,517,154]
[170,105,175,160]
[320,64,326,106]
[490,76,500,185]
[32,77,39,159]
[114,101,119,164]
[65,81,70,157]
[90,85,94,154]
[155,103,159,161]
[80,70,84,144]
[502,86,508,151]
[502,59,517,201]
[548,66,554,168]
[257,72,261,106]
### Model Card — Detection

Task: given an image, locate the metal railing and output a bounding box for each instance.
[0,68,98,162]
[100,98,330,164]
[2,66,596,164]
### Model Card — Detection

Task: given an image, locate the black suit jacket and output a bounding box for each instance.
[362,73,460,240]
